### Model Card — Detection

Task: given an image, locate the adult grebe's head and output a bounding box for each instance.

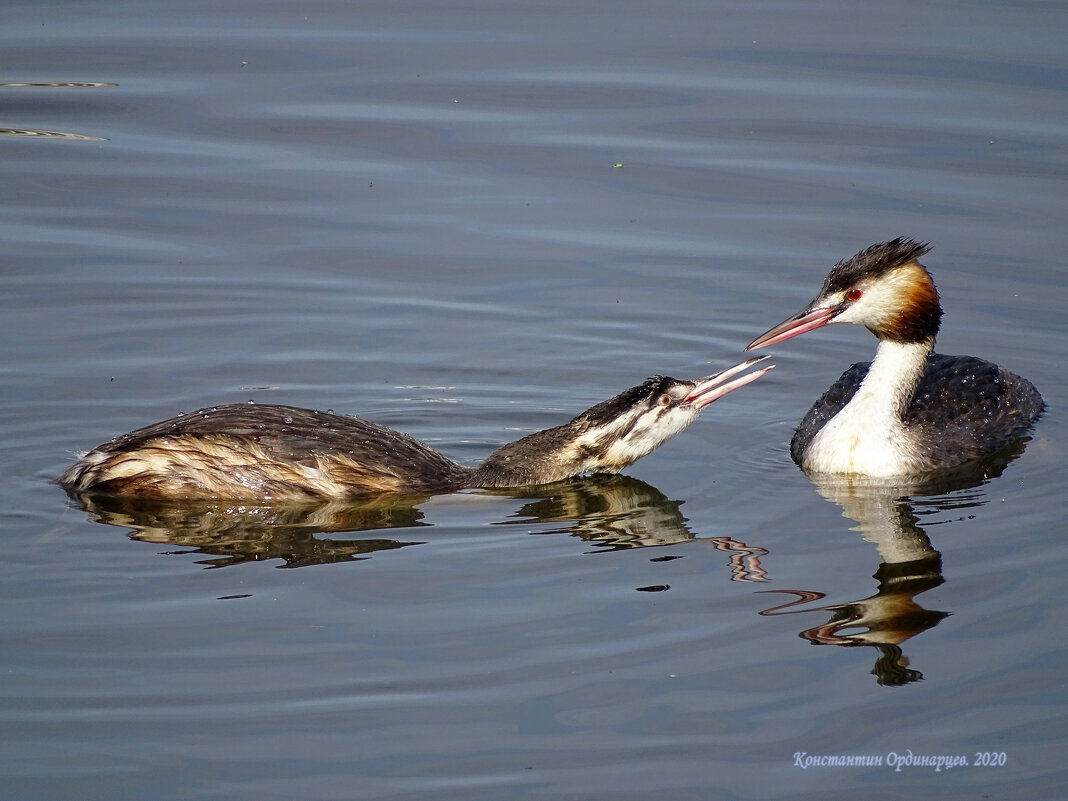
[746,238,942,350]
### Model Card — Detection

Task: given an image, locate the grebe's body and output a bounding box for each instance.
[59,358,771,502]
[747,239,1043,477]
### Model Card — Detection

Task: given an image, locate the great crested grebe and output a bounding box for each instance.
[746,239,1043,476]
[58,357,772,502]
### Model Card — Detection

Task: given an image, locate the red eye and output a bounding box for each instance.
[846,288,863,301]
[658,394,672,407]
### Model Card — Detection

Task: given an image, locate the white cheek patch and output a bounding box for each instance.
[601,408,696,468]
[835,270,916,328]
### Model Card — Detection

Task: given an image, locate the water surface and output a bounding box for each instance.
[2,2,1066,800]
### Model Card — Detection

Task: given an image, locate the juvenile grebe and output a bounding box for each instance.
[58,357,772,502]
[745,239,1043,476]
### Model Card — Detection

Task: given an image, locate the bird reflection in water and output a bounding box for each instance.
[489,474,769,581]
[71,491,433,569]
[757,444,1029,686]
[65,474,769,580]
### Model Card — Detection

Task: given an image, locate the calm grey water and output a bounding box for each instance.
[2,2,1066,800]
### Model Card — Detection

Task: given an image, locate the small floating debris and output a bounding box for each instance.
[0,81,117,89]
[0,128,106,141]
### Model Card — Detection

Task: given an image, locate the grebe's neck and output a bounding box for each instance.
[803,338,933,475]
[469,415,664,489]
[469,424,590,488]
[863,337,933,417]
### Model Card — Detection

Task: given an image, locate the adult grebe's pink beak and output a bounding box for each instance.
[745,306,836,351]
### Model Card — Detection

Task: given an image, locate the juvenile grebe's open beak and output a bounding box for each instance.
[684,355,774,409]
[745,305,835,351]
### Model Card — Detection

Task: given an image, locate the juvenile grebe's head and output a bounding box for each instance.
[746,238,942,349]
[571,355,774,469]
[473,356,773,487]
